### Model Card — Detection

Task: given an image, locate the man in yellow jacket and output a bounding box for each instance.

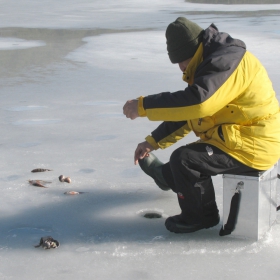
[123,17,280,233]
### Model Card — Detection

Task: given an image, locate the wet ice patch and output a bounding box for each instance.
[7,227,53,237]
[0,37,45,50]
[13,119,61,125]
[82,100,121,106]
[94,135,117,141]
[0,175,21,182]
[66,31,172,73]
[121,167,142,178]
[5,105,47,111]
[152,235,165,241]
[76,247,90,252]
[96,113,123,118]
[79,168,95,173]
[18,142,40,148]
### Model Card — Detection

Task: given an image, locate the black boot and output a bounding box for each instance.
[165,212,220,234]
[138,153,170,191]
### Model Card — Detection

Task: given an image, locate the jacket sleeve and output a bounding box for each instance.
[138,47,247,122]
[145,120,192,149]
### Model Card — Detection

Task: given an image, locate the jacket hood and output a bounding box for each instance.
[203,24,246,59]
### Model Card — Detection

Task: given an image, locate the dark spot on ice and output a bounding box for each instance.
[79,168,95,174]
[19,142,40,147]
[0,175,21,182]
[143,212,162,219]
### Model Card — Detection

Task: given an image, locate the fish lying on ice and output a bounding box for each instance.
[28,180,52,188]
[31,168,52,173]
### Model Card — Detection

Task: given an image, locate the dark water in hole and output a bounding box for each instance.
[143,213,162,219]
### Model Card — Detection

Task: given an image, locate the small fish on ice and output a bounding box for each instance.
[28,180,52,188]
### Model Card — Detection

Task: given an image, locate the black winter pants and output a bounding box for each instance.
[161,143,261,224]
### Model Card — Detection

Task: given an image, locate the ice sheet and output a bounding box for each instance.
[0,1,280,280]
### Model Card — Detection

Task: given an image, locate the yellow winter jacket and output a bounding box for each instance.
[138,24,280,170]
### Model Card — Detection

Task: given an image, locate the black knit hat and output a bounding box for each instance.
[166,17,204,63]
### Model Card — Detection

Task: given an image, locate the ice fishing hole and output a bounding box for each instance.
[143,212,162,219]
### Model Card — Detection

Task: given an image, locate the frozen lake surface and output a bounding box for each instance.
[0,1,280,279]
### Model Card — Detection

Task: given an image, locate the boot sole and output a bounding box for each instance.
[165,216,220,234]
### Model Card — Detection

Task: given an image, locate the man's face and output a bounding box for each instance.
[178,57,192,72]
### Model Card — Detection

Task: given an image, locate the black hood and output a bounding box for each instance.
[203,23,246,59]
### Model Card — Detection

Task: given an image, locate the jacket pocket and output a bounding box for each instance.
[223,124,244,150]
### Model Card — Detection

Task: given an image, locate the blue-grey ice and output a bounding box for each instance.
[0,0,280,279]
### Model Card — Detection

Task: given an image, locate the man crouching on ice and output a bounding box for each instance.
[123,17,280,234]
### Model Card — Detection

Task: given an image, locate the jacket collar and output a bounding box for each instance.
[182,42,203,85]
